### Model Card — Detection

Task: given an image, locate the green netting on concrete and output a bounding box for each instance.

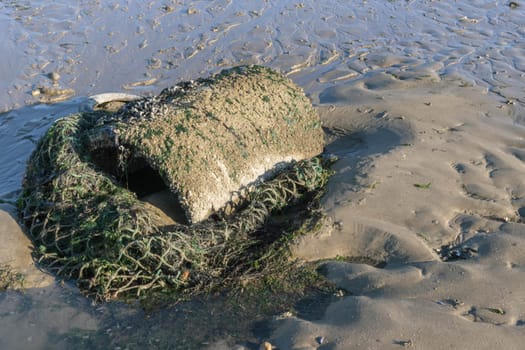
[18,69,332,300]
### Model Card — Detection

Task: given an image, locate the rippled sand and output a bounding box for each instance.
[1,1,525,349]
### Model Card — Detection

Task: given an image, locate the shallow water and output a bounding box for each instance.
[2,0,525,348]
[2,0,525,112]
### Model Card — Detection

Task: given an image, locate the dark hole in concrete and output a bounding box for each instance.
[121,158,166,197]
[88,147,119,177]
[89,148,188,225]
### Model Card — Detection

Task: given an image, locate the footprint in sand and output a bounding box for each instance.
[452,156,508,203]
[450,150,522,228]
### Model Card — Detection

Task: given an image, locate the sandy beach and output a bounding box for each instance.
[274,76,525,349]
[1,1,525,349]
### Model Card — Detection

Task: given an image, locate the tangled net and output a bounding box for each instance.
[18,111,332,301]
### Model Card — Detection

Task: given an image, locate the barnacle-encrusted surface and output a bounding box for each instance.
[94,65,324,223]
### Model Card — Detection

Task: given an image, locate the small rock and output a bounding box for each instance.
[395,339,413,347]
[162,5,174,13]
[148,57,162,69]
[139,40,148,49]
[32,86,75,103]
[47,72,60,82]
[259,341,273,350]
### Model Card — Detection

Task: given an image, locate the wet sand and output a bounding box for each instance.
[2,1,525,349]
[275,76,525,349]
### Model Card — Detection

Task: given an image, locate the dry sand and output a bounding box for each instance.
[2,0,525,349]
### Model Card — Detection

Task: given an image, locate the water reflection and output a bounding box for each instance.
[1,1,524,113]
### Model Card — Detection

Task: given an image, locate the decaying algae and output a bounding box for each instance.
[0,264,24,290]
[18,66,332,301]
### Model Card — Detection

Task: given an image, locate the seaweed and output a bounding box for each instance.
[0,264,24,290]
[18,67,332,301]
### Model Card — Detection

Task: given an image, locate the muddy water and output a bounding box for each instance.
[3,0,525,112]
[1,1,525,349]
